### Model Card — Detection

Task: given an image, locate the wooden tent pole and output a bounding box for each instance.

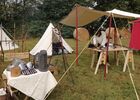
[0,42,4,62]
[0,24,4,62]
[104,14,112,79]
[14,22,16,52]
[75,5,79,65]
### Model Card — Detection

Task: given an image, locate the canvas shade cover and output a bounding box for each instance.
[107,9,140,19]
[0,27,18,51]
[60,5,140,27]
[60,5,108,27]
[30,23,73,56]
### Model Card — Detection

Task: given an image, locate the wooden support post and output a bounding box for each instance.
[94,52,103,74]
[0,41,4,62]
[75,5,79,65]
[104,14,112,79]
[123,50,134,72]
[115,51,120,66]
[90,51,96,69]
[28,50,30,61]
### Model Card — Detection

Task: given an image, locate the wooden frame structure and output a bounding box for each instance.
[89,46,134,74]
[1,74,29,100]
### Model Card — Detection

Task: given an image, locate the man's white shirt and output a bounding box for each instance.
[93,31,107,47]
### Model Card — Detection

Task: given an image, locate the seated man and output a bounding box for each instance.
[92,28,107,49]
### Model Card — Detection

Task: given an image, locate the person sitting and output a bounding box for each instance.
[92,28,107,49]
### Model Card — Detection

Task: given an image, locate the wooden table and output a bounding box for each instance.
[88,46,134,74]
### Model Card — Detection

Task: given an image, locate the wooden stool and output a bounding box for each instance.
[123,50,134,72]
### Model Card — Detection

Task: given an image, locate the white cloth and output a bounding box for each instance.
[93,31,107,47]
[3,70,57,100]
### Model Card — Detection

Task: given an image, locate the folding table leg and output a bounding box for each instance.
[94,52,103,75]
[123,50,135,72]
[131,51,135,70]
[24,96,29,100]
[123,51,129,72]
[90,51,96,69]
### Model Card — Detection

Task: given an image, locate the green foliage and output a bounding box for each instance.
[27,20,48,37]
[61,26,74,38]
[0,0,140,38]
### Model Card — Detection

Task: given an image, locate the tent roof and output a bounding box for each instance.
[30,23,73,56]
[60,5,108,27]
[60,5,140,27]
[0,27,18,51]
[107,9,140,19]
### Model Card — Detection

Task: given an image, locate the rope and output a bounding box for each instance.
[44,16,109,100]
[112,15,139,100]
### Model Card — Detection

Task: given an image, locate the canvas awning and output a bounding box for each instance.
[60,5,140,27]
[60,5,108,27]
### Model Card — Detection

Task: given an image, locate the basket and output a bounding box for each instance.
[11,66,21,77]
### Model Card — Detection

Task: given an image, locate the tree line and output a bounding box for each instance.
[0,0,140,38]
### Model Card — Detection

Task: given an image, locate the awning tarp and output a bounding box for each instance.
[60,5,140,27]
[60,5,108,27]
[107,9,140,19]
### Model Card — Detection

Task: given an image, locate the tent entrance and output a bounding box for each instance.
[52,29,68,55]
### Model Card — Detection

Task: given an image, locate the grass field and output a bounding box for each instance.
[0,38,140,100]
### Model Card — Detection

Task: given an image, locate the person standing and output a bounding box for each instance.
[92,28,107,49]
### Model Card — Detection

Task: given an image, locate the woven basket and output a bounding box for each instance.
[11,66,21,77]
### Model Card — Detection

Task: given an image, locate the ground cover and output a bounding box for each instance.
[0,38,140,100]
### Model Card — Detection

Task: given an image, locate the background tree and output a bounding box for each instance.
[0,0,140,37]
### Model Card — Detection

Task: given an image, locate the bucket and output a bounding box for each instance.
[38,50,48,72]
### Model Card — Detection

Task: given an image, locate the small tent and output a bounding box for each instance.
[30,23,73,56]
[0,26,18,51]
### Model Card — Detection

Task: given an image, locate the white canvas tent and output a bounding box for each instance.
[0,26,18,51]
[107,9,140,18]
[30,23,73,56]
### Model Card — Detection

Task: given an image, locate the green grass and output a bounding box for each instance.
[0,38,140,100]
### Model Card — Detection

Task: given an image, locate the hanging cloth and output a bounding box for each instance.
[129,19,140,50]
